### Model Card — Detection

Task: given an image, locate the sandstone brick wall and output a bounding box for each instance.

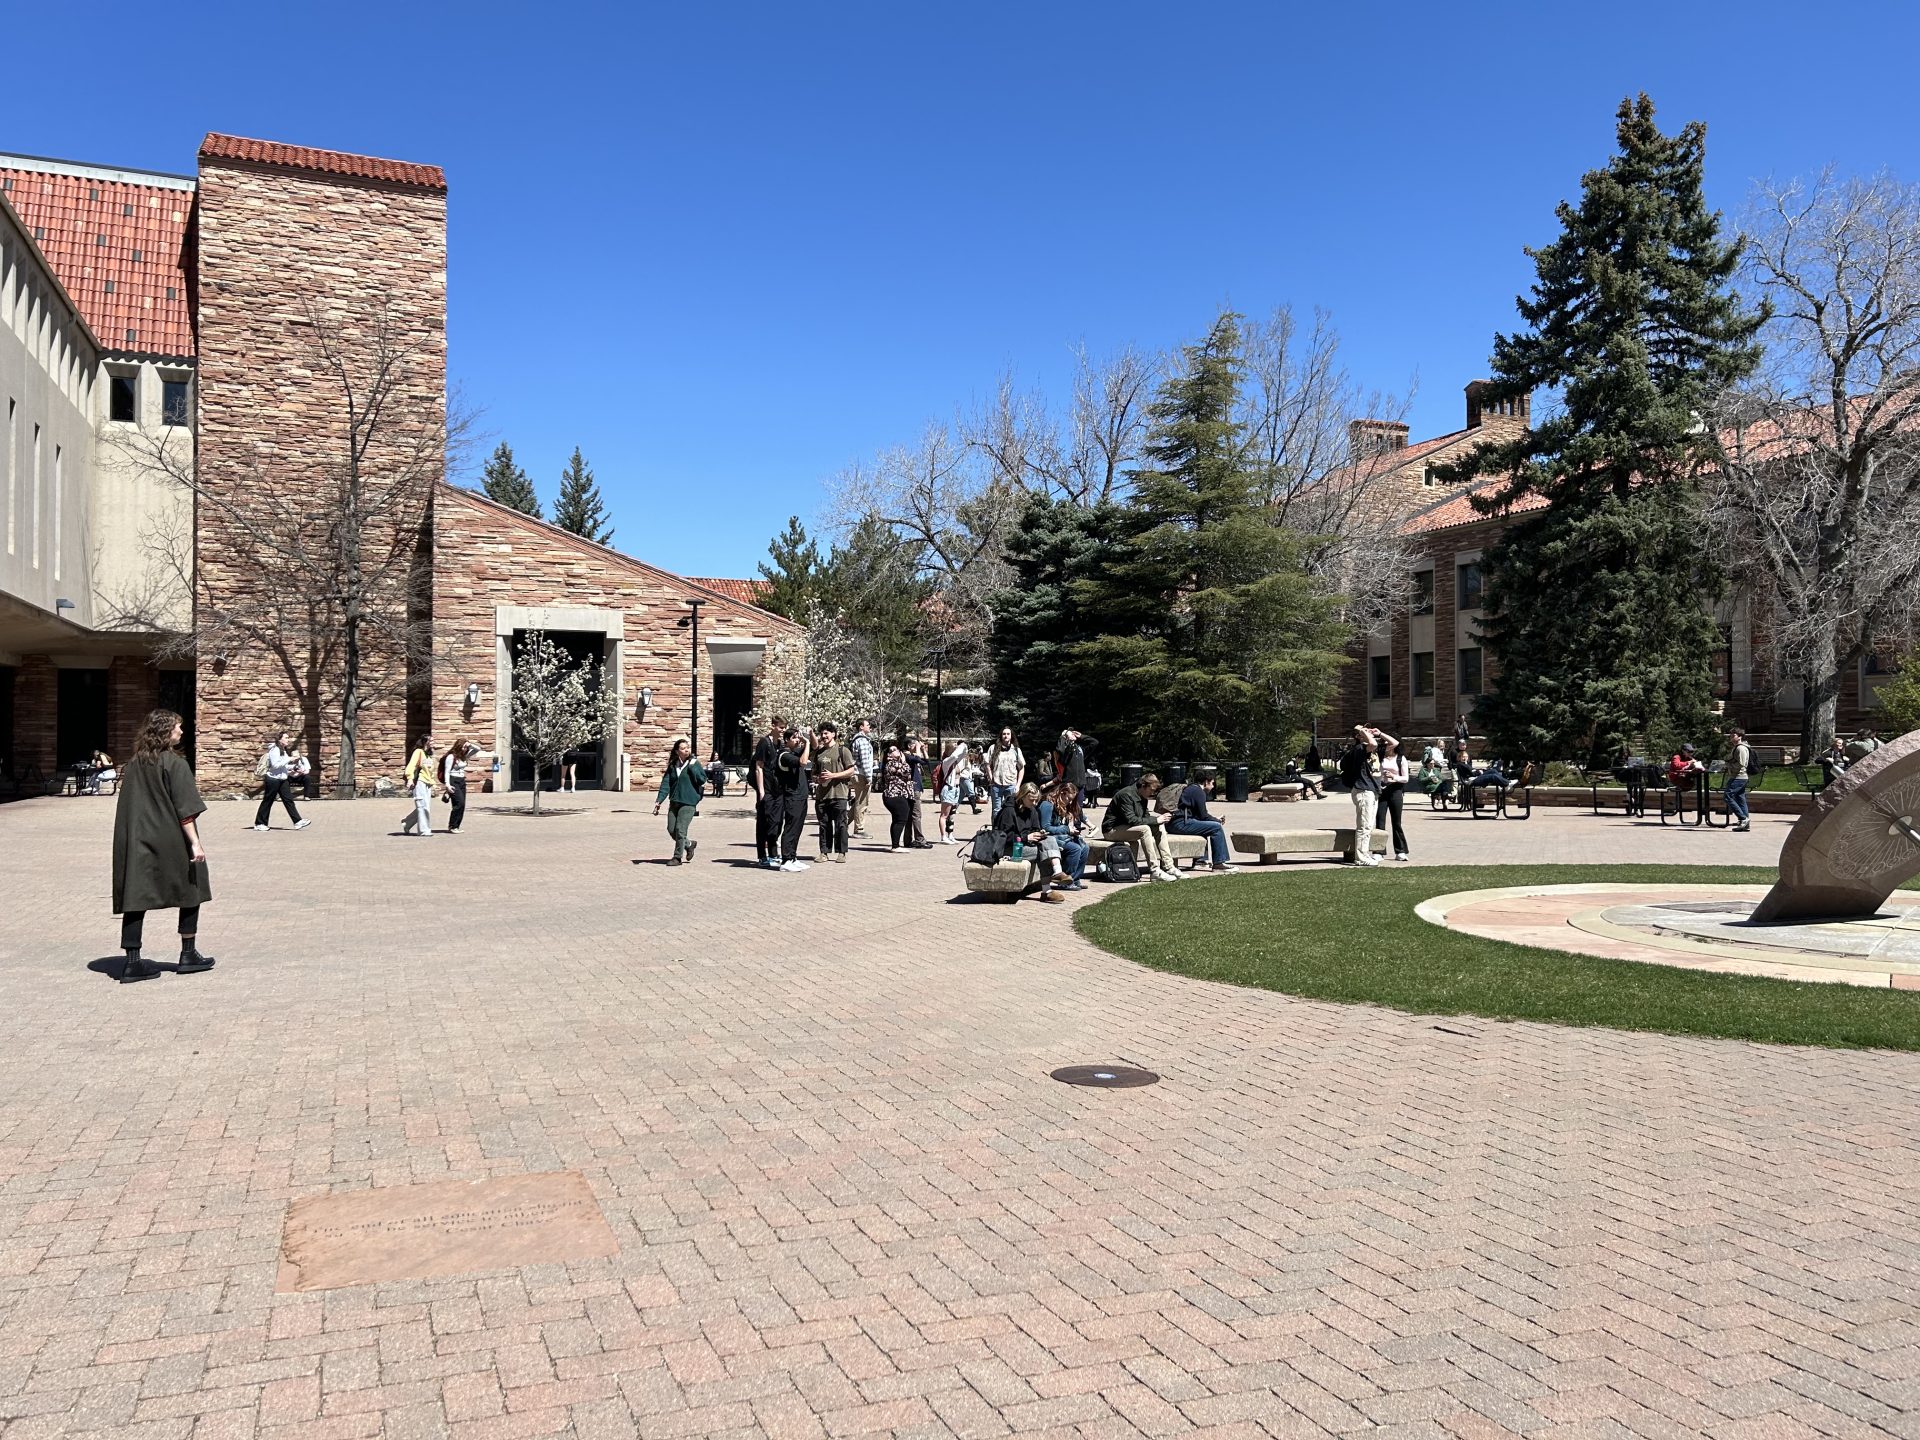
[432,487,804,794]
[191,150,446,794]
[105,655,161,761]
[11,656,54,776]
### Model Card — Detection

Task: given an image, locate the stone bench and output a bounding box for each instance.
[1259,783,1307,802]
[1230,827,1388,863]
[960,858,1044,902]
[1088,833,1210,871]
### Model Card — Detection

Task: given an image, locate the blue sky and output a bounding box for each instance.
[5,2,1917,578]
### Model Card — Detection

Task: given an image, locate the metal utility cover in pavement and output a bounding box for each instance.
[277,1171,618,1293]
[1050,1064,1160,1088]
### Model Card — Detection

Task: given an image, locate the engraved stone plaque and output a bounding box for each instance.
[277,1171,617,1293]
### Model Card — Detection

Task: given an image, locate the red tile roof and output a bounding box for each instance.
[199,133,446,192]
[0,156,195,357]
[1402,480,1547,534]
[687,577,771,606]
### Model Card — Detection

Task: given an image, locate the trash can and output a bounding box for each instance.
[1164,762,1187,786]
[1119,763,1143,791]
[1224,763,1251,804]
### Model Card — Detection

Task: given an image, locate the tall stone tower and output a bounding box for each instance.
[191,135,447,792]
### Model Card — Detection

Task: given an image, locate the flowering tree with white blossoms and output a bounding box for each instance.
[510,631,621,813]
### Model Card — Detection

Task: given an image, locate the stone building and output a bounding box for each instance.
[1325,382,1896,747]
[2,134,798,797]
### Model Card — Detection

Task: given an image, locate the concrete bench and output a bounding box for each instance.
[1259,783,1307,801]
[1087,833,1210,871]
[1230,827,1388,863]
[960,858,1044,902]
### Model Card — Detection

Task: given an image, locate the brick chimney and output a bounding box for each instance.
[1348,419,1411,458]
[1465,380,1530,430]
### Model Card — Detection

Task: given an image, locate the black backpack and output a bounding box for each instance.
[1103,840,1140,883]
[968,828,1009,866]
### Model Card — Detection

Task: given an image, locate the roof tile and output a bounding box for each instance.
[199,133,446,191]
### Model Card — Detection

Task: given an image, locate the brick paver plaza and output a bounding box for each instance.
[2,791,1916,1440]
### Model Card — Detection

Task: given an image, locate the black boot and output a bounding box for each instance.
[684,839,697,862]
[120,949,162,984]
[177,943,216,973]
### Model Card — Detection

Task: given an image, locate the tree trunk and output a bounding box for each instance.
[530,760,542,815]
[1805,631,1843,762]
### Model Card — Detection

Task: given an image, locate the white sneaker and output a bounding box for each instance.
[253,824,268,832]
[1395,852,1409,861]
[1157,868,1183,882]
[780,860,811,872]
[890,846,902,853]
[1146,870,1170,883]
[294,820,312,830]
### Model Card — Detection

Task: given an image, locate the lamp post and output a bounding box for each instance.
[933,652,943,755]
[684,599,705,755]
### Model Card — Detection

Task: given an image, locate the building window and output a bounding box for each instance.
[162,379,189,427]
[109,373,136,422]
[1369,655,1391,701]
[1459,646,1484,696]
[1457,561,1484,611]
[1412,652,1435,698]
[1411,570,1434,615]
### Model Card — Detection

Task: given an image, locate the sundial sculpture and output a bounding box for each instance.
[1753,729,1920,922]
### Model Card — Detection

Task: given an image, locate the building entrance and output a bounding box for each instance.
[508,629,612,790]
[56,668,109,770]
[713,674,753,763]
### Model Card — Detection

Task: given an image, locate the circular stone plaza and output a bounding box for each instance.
[1,785,1917,1440]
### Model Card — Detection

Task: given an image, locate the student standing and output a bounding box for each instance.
[935,739,970,843]
[1725,729,1752,832]
[811,723,858,862]
[985,728,1025,819]
[880,742,915,851]
[1376,733,1411,861]
[253,731,311,831]
[653,737,709,864]
[1340,726,1383,866]
[905,737,932,847]
[752,716,786,868]
[772,728,812,871]
[111,709,216,983]
[849,720,876,838]
[400,733,437,837]
[440,739,478,835]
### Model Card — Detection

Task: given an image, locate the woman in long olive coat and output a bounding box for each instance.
[112,709,216,983]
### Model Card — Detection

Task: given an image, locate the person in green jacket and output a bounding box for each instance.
[111,709,217,982]
[653,737,709,865]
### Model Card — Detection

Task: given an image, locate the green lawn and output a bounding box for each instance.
[1074,864,1920,1050]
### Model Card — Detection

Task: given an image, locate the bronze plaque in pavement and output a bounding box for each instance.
[277,1171,618,1293]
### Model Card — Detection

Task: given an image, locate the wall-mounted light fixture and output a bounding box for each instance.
[54,598,75,611]
[465,682,481,707]
[637,685,654,720]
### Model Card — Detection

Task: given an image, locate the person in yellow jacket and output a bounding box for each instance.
[653,737,709,865]
[399,732,437,837]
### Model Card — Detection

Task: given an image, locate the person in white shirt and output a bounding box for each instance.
[439,739,479,834]
[850,719,877,838]
[253,730,311,831]
[1376,733,1412,861]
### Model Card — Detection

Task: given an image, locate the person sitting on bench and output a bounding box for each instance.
[1283,758,1325,799]
[994,782,1066,903]
[1102,771,1182,883]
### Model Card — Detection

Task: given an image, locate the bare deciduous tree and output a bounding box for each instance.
[111,292,468,794]
[1708,171,1920,754]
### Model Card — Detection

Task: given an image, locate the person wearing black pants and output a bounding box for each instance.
[440,740,477,835]
[253,731,308,831]
[1377,733,1411,861]
[113,708,217,983]
[770,727,813,871]
[751,718,786,867]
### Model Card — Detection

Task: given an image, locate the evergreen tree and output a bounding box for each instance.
[823,516,934,694]
[755,516,828,621]
[989,495,1139,746]
[1068,312,1348,770]
[552,448,614,545]
[1435,95,1764,765]
[479,441,542,518]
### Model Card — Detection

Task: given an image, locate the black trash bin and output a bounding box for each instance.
[1164,762,1187,785]
[1224,763,1251,804]
[1119,763,1143,791]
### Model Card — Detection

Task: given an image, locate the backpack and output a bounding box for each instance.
[255,752,271,779]
[968,828,1009,866]
[1103,841,1140,883]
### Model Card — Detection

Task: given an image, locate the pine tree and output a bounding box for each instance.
[552,448,614,545]
[1435,95,1764,766]
[479,441,542,518]
[1069,312,1348,769]
[755,516,828,621]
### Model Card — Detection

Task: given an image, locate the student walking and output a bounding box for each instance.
[752,716,786,866]
[1340,725,1384,866]
[400,733,437,837]
[985,727,1025,819]
[440,740,478,834]
[880,741,916,851]
[1377,733,1411,861]
[112,708,216,984]
[812,722,858,861]
[653,737,709,864]
[253,731,311,831]
[1725,728,1752,832]
[935,740,970,843]
[850,720,876,838]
